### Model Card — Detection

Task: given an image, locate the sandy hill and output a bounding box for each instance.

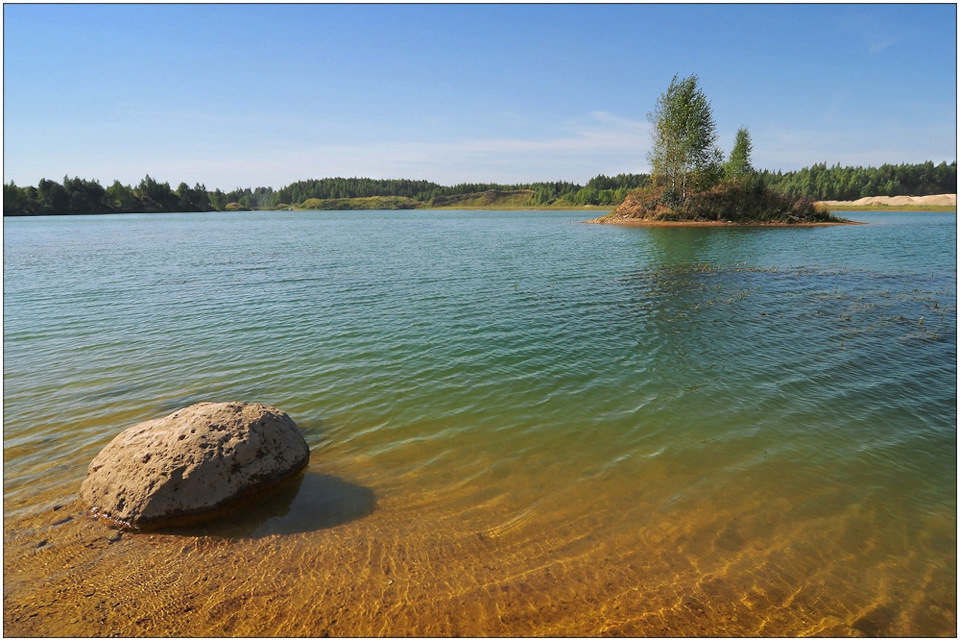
[818,194,956,207]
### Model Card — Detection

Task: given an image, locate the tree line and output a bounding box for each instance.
[3,162,955,216]
[259,175,654,209]
[3,173,651,215]
[760,161,956,201]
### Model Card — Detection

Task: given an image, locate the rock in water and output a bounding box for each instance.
[79,402,310,530]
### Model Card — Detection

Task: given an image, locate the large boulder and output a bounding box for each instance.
[79,402,310,530]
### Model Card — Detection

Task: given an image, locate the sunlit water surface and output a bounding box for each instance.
[4,209,956,636]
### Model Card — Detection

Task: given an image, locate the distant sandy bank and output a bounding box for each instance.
[817,194,956,209]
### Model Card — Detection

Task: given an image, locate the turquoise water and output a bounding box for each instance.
[3,210,956,636]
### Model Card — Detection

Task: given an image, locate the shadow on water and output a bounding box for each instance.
[157,472,377,539]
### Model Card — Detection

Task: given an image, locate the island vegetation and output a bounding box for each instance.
[592,75,846,225]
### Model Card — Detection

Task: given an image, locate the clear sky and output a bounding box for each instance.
[3,3,957,190]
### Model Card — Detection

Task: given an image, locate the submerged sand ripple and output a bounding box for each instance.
[4,459,955,637]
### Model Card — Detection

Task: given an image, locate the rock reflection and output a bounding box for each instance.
[159,473,377,539]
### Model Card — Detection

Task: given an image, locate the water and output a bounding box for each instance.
[3,209,956,636]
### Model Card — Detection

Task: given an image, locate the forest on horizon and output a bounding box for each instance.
[3,160,956,216]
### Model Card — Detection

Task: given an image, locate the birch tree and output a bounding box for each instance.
[647,74,720,199]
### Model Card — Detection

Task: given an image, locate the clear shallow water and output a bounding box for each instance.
[3,209,956,636]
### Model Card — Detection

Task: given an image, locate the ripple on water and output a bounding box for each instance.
[2,210,956,636]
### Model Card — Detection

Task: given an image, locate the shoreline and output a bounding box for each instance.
[583,216,862,227]
[4,205,615,218]
[6,198,956,218]
[292,204,614,212]
[816,204,956,212]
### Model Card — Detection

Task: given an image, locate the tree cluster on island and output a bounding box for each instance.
[603,75,843,224]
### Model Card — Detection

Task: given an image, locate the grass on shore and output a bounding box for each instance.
[289,190,612,211]
[296,196,421,210]
[427,189,609,210]
[428,189,534,209]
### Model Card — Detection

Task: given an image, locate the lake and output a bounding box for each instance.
[3,209,956,636]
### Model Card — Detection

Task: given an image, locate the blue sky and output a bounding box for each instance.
[4,3,957,190]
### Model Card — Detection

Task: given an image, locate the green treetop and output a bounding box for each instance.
[724,127,754,180]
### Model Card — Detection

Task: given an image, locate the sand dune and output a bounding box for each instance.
[818,194,956,207]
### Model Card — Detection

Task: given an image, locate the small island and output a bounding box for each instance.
[589,74,849,227]
[587,181,848,226]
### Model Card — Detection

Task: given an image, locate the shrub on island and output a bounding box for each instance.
[607,176,840,224]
